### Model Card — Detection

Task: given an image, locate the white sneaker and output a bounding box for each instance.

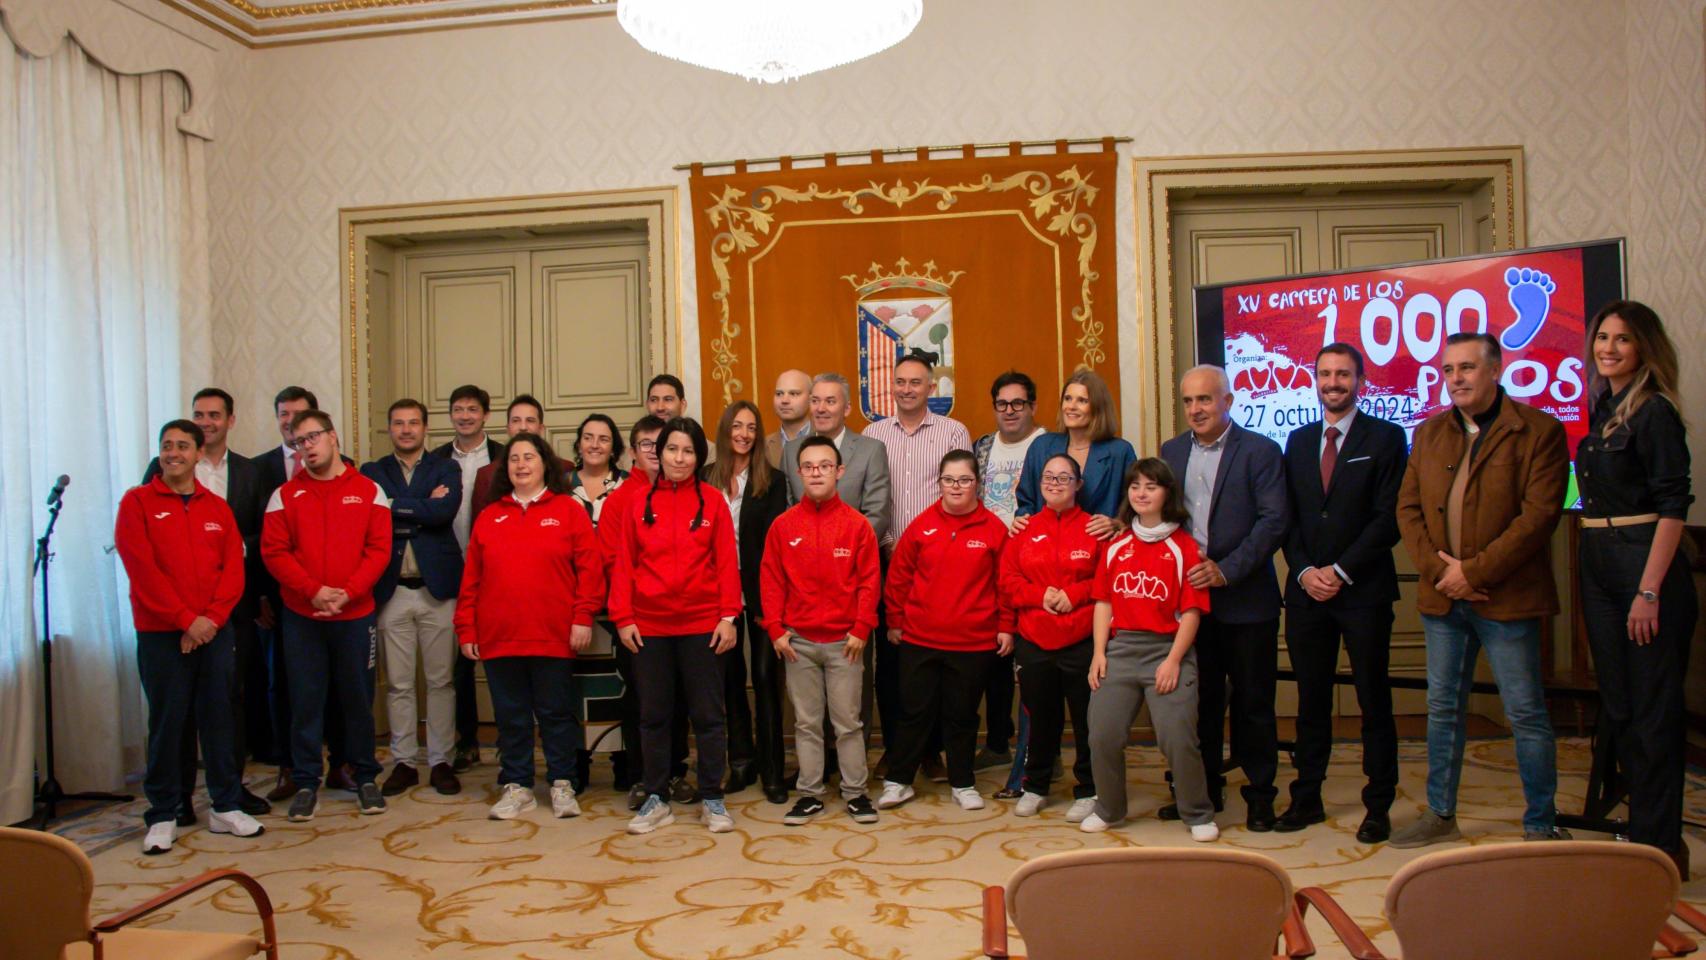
[876,781,915,810]
[952,787,985,810]
[550,781,580,818]
[1065,797,1097,823]
[1190,822,1221,842]
[209,809,265,838]
[1013,792,1047,817]
[627,795,675,834]
[488,783,536,820]
[702,799,735,833]
[1079,812,1115,833]
[142,821,175,855]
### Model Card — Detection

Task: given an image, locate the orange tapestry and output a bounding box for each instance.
[690,142,1121,439]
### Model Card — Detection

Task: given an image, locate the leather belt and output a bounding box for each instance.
[397,576,427,590]
[1579,513,1660,529]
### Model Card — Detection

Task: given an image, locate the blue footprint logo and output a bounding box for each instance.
[1501,267,1556,351]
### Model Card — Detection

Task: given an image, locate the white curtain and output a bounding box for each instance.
[0,35,208,824]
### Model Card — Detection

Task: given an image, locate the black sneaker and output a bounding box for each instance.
[846,796,879,824]
[627,783,648,811]
[287,787,318,822]
[783,796,826,825]
[357,782,387,815]
[175,805,197,827]
[670,776,701,805]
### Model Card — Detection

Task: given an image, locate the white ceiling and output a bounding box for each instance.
[161,0,612,46]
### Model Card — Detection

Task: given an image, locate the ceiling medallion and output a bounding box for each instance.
[614,0,923,84]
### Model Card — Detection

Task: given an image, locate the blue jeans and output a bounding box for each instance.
[1422,601,1557,831]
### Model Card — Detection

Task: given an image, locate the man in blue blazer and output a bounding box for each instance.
[1160,365,1290,830]
[362,399,464,796]
[1278,345,1406,844]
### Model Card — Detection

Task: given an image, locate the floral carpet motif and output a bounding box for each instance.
[58,737,1706,958]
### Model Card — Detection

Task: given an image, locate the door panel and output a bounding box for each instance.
[401,250,527,453]
[531,243,649,457]
[1169,210,1316,379]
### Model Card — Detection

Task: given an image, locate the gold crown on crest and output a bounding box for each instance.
[842,257,965,298]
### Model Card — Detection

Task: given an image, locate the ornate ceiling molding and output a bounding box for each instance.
[157,0,613,47]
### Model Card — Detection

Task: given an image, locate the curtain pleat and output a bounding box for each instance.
[0,36,205,825]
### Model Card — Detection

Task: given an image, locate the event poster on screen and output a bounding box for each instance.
[1201,242,1627,508]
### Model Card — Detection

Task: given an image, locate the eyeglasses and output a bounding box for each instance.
[1040,473,1077,486]
[634,440,657,452]
[799,463,837,476]
[289,429,329,450]
[939,476,977,489]
[993,399,1032,412]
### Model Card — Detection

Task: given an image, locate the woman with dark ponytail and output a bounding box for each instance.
[609,417,743,835]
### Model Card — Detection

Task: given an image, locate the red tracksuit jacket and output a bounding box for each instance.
[114,478,244,632]
[759,493,880,643]
[261,465,393,620]
[886,501,1009,652]
[455,490,605,659]
[607,477,741,636]
[1091,529,1212,635]
[598,470,653,577]
[998,505,1099,650]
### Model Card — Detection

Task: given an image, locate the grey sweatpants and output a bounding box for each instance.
[1087,630,1213,826]
[785,637,868,798]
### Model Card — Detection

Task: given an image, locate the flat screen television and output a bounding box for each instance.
[1192,239,1626,509]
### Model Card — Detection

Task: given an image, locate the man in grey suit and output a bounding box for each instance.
[1159,364,1290,831]
[782,373,891,539]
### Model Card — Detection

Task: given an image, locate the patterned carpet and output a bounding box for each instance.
[49,737,1706,959]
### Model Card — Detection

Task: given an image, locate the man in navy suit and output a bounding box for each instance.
[1277,344,1406,843]
[363,399,465,796]
[1160,365,1290,830]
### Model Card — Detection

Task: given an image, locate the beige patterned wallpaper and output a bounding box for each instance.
[114,0,1705,517]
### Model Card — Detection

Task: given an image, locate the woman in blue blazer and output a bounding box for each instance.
[1014,368,1134,538]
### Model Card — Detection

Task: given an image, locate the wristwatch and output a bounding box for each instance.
[1640,590,1660,604]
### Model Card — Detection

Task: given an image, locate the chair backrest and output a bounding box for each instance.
[1005,847,1293,960]
[0,827,94,960]
[1386,840,1679,960]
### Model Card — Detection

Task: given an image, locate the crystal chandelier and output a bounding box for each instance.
[615,0,923,84]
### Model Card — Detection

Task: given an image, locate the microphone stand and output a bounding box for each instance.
[33,492,133,829]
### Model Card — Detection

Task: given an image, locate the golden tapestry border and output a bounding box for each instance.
[697,148,1114,406]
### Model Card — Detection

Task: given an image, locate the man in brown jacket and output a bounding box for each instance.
[1391,332,1569,848]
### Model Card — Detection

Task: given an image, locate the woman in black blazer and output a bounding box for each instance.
[704,400,792,802]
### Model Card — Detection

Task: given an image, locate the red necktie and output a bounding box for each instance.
[1320,425,1339,493]
[290,450,304,479]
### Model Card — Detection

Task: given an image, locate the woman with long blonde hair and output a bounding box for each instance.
[1574,299,1696,876]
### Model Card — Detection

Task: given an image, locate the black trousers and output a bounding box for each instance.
[266,618,347,777]
[725,610,785,788]
[633,633,727,801]
[616,634,688,779]
[177,616,263,802]
[1015,636,1094,798]
[453,650,480,751]
[984,648,1017,753]
[1196,615,1279,803]
[139,627,239,825]
[282,611,381,789]
[484,656,580,789]
[885,643,991,789]
[1581,524,1698,852]
[1284,599,1398,813]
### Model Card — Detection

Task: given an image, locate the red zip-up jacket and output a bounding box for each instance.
[114,478,244,631]
[607,477,741,636]
[455,490,605,659]
[886,501,1010,652]
[598,470,653,572]
[261,465,393,620]
[759,493,880,643]
[998,505,1099,650]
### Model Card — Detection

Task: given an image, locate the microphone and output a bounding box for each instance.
[46,474,69,506]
